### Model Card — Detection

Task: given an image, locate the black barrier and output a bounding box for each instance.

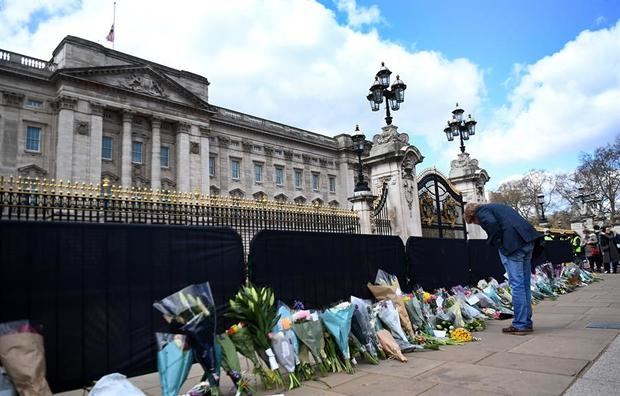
[405,237,469,290]
[249,230,405,308]
[532,240,574,266]
[0,221,244,393]
[467,240,505,284]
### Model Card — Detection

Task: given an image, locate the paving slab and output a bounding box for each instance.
[355,356,444,378]
[411,345,493,363]
[583,307,620,318]
[508,335,608,360]
[459,331,531,352]
[476,351,589,376]
[302,371,369,390]
[415,361,574,396]
[418,383,509,396]
[533,306,592,314]
[329,373,437,396]
[528,327,619,342]
[283,387,346,396]
[530,313,585,328]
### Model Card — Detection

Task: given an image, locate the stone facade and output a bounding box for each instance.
[0,36,361,207]
[448,152,490,239]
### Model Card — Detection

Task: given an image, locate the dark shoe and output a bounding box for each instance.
[502,325,533,335]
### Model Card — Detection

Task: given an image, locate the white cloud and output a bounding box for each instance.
[453,20,620,167]
[335,0,381,28]
[0,0,484,144]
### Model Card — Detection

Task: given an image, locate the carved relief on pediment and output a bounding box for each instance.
[119,73,168,98]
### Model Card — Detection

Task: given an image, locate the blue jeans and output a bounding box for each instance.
[498,242,534,329]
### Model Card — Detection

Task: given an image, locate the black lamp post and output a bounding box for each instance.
[351,125,369,192]
[366,62,407,125]
[444,103,477,153]
[537,193,547,224]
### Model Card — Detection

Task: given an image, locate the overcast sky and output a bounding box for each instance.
[1,0,619,189]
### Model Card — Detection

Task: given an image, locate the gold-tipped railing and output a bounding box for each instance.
[0,175,360,248]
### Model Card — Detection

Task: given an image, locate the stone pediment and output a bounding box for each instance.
[59,65,212,110]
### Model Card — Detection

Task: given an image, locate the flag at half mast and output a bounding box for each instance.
[106,24,114,43]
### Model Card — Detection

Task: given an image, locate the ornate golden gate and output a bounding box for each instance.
[417,169,466,239]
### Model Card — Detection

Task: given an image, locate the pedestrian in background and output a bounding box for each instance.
[585,233,603,273]
[464,203,542,336]
[600,226,619,274]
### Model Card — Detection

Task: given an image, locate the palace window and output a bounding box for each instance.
[160,146,170,168]
[294,169,302,189]
[25,126,41,152]
[132,141,143,164]
[312,173,320,191]
[26,99,43,108]
[275,166,284,186]
[254,163,263,183]
[231,159,241,180]
[209,157,215,176]
[101,136,113,160]
[329,176,336,193]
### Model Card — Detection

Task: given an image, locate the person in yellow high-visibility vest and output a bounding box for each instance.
[571,234,585,267]
[543,229,555,241]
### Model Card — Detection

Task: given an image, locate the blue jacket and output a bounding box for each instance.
[475,203,542,256]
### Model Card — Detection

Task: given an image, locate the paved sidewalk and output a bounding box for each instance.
[56,274,620,396]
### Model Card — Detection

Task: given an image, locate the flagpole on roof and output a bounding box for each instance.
[112,1,116,49]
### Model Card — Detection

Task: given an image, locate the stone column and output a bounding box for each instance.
[349,191,376,234]
[365,125,424,242]
[199,126,210,195]
[338,152,356,207]
[55,95,77,181]
[88,102,104,184]
[448,152,490,239]
[175,122,191,192]
[121,110,134,187]
[150,117,162,190]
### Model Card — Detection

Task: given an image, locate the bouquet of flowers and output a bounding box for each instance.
[0,320,52,396]
[292,310,329,375]
[156,333,193,396]
[216,333,253,395]
[350,296,381,360]
[375,300,418,352]
[367,269,415,340]
[320,302,356,374]
[226,284,284,389]
[153,282,219,394]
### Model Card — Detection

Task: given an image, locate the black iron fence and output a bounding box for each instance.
[0,176,361,253]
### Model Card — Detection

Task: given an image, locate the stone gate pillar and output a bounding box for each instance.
[365,125,424,243]
[448,152,490,239]
[348,190,375,234]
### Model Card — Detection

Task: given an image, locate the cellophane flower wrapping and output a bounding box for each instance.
[292,311,326,365]
[367,270,415,340]
[376,300,417,352]
[376,330,407,362]
[319,302,355,360]
[350,296,379,357]
[156,333,193,396]
[0,320,52,396]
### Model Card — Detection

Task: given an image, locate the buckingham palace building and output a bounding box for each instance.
[0,36,364,207]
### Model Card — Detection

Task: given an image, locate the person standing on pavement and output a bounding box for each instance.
[570,233,585,267]
[600,226,619,274]
[464,203,542,336]
[585,233,603,273]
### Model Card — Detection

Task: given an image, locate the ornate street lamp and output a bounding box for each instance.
[351,125,369,192]
[366,62,407,125]
[537,193,547,224]
[444,103,477,153]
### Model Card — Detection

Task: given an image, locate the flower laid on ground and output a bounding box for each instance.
[450,327,473,342]
[226,284,284,389]
[376,329,407,362]
[320,302,357,373]
[215,333,253,396]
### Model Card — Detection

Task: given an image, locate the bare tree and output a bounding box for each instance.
[576,135,620,220]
